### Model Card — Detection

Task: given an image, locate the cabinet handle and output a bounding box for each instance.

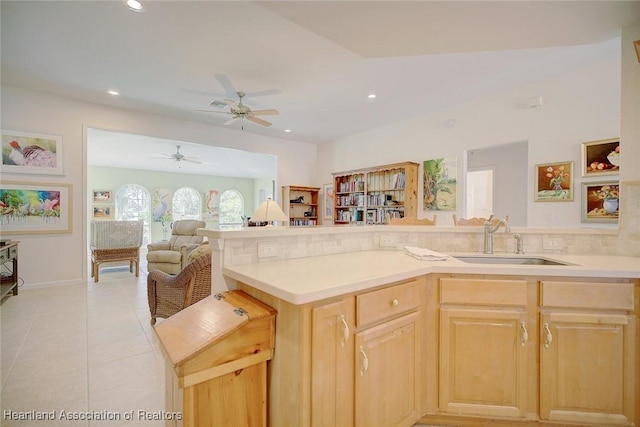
[391,298,399,306]
[340,315,349,347]
[359,345,369,376]
[520,321,528,347]
[543,323,553,349]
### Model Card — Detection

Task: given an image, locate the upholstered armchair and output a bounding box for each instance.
[147,247,212,325]
[146,219,205,274]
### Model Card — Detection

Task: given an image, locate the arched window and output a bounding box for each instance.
[219,190,244,225]
[172,187,202,221]
[115,184,151,245]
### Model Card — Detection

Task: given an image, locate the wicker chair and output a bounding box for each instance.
[147,252,212,325]
[90,220,144,282]
[146,220,205,274]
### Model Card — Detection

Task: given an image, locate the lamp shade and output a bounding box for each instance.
[251,199,289,225]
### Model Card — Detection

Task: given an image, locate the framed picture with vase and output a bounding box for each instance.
[534,161,573,202]
[581,181,619,223]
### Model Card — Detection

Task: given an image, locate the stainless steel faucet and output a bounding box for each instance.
[514,234,524,255]
[483,215,511,254]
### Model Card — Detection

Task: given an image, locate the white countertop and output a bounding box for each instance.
[223,250,640,305]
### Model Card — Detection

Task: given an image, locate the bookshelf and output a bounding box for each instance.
[282,186,321,227]
[332,161,419,225]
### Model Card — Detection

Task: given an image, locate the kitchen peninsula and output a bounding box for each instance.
[199,226,639,427]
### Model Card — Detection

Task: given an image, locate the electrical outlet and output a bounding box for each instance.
[542,237,564,251]
[258,241,280,258]
[379,234,397,248]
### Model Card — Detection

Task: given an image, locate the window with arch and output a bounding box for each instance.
[219,190,244,225]
[115,184,151,245]
[172,187,202,221]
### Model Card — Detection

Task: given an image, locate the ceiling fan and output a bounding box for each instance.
[151,145,202,164]
[199,91,279,128]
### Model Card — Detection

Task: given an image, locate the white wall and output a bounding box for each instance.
[1,85,317,287]
[316,45,622,228]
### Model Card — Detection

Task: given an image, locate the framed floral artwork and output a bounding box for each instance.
[0,181,72,234]
[582,181,619,223]
[1,130,64,175]
[534,161,573,202]
[581,138,619,177]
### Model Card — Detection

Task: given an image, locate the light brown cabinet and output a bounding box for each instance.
[311,297,354,427]
[423,275,638,427]
[539,280,636,426]
[438,277,530,418]
[332,162,418,224]
[282,185,320,227]
[238,276,424,427]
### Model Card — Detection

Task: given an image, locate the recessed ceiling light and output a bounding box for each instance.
[284,129,292,133]
[367,94,377,99]
[125,0,144,12]
[108,90,120,96]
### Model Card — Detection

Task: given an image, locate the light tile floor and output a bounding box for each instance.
[1,263,166,427]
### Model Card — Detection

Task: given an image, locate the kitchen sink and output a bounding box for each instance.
[453,255,571,266]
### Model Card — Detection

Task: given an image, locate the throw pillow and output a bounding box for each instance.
[187,241,211,264]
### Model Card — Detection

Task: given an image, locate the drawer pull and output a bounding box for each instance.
[391,298,399,306]
[359,345,369,376]
[520,321,528,347]
[340,315,349,347]
[543,323,553,349]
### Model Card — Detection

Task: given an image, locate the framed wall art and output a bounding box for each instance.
[534,161,573,202]
[1,130,64,175]
[581,181,619,223]
[323,183,334,220]
[92,189,112,203]
[581,138,620,177]
[423,157,457,211]
[92,205,113,220]
[0,181,72,234]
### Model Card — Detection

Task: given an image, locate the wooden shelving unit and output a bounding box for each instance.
[332,162,418,225]
[282,186,321,227]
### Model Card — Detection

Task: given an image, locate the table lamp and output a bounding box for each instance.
[250,198,289,227]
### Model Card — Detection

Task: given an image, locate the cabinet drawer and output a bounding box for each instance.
[440,278,527,306]
[357,279,421,327]
[541,281,634,311]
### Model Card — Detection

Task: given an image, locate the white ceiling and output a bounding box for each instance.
[2,1,639,174]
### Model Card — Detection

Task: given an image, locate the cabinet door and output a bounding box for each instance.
[311,298,354,427]
[355,311,420,427]
[439,307,529,418]
[540,312,636,426]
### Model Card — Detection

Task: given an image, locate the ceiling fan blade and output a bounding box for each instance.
[247,116,272,127]
[184,157,202,164]
[215,74,237,95]
[209,99,228,108]
[224,99,240,110]
[224,117,239,125]
[250,109,279,116]
[150,154,173,159]
[196,109,232,115]
[243,88,281,98]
